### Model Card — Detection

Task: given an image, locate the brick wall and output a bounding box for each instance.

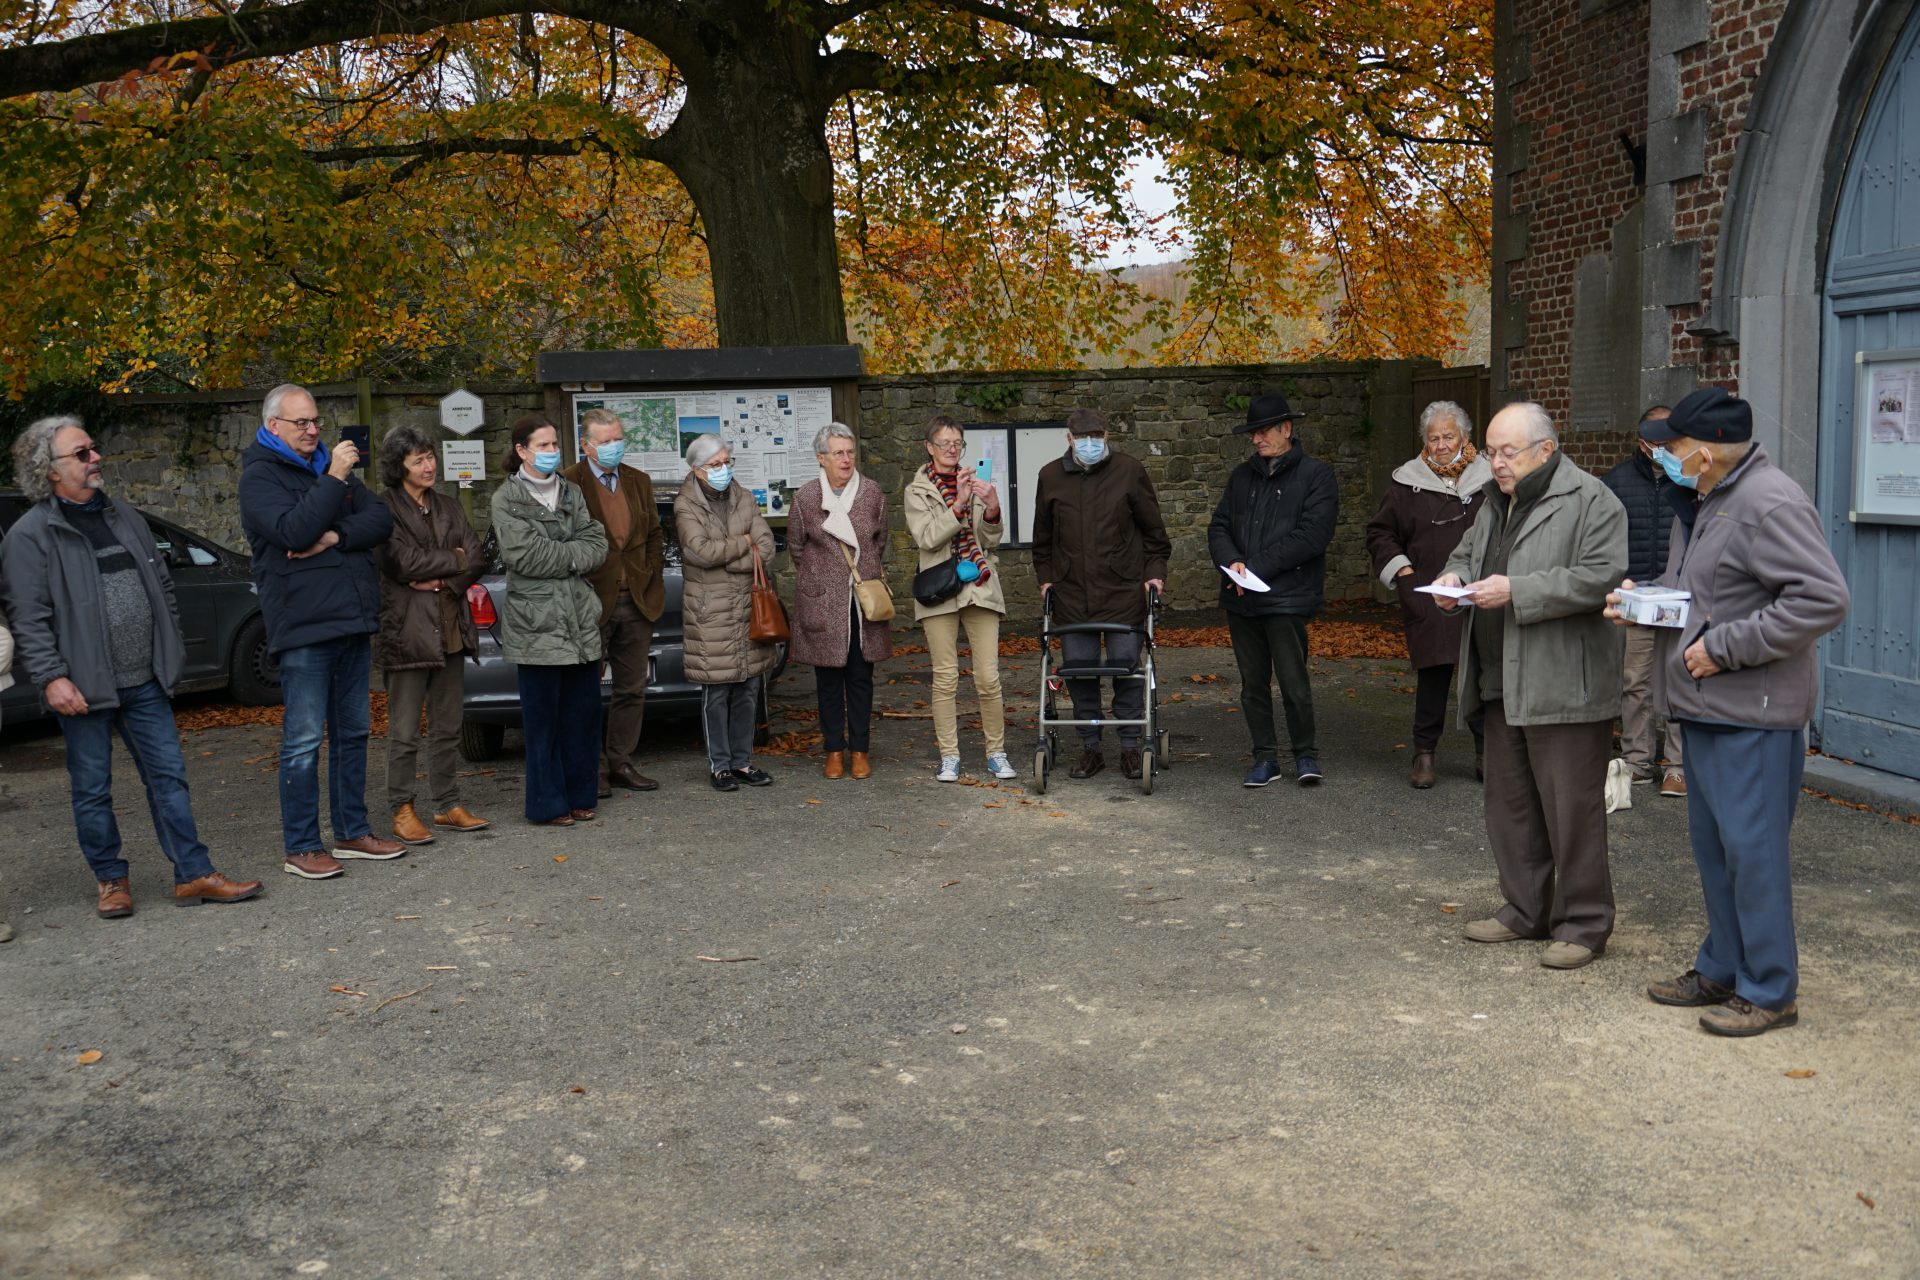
[85,362,1431,626]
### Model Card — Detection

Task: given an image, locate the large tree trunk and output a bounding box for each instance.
[659,23,848,348]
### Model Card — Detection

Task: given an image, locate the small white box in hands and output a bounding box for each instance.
[1616,585,1692,629]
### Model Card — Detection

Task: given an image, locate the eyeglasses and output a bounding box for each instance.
[57,443,103,463]
[273,416,325,431]
[930,439,965,453]
[1488,440,1546,463]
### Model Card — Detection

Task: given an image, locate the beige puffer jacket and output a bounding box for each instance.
[674,478,778,685]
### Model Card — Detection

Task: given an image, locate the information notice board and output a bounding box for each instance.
[571,386,836,511]
[1854,349,1920,525]
[953,421,1064,546]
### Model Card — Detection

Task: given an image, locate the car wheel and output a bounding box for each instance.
[459,720,505,762]
[226,614,281,706]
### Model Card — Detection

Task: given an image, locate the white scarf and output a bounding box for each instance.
[819,467,861,555]
[518,468,561,512]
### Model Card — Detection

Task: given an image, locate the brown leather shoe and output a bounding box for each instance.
[1120,748,1143,779]
[1660,770,1688,798]
[596,777,613,799]
[433,805,492,831]
[1410,751,1437,789]
[284,851,344,880]
[607,763,658,792]
[1069,747,1105,779]
[848,751,871,780]
[392,804,435,846]
[96,877,134,918]
[175,872,264,906]
[1647,968,1734,1007]
[823,751,845,780]
[1700,996,1798,1037]
[536,814,576,827]
[570,808,597,822]
[334,834,406,861]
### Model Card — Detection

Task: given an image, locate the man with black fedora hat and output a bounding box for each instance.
[1607,384,1849,1037]
[1207,393,1338,786]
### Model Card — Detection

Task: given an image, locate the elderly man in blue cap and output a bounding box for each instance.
[1608,386,1850,1036]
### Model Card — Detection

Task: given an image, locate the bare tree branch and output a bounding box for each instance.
[313,131,662,201]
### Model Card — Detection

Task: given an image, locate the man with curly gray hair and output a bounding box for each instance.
[1,415,264,916]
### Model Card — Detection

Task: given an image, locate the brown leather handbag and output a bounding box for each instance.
[748,543,789,643]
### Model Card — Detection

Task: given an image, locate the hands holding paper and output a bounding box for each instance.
[1220,561,1268,596]
[1425,572,1510,611]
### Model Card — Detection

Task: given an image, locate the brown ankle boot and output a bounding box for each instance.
[1409,751,1437,789]
[849,751,871,779]
[392,804,435,845]
[823,751,845,780]
[96,877,134,918]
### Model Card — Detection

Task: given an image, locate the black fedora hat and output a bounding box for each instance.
[1236,393,1305,434]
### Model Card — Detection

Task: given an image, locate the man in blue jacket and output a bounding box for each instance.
[239,384,403,881]
[1207,394,1339,787]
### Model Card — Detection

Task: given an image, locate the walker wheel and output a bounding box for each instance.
[1138,748,1155,795]
[1033,748,1050,795]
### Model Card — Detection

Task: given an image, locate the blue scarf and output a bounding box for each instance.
[255,424,329,477]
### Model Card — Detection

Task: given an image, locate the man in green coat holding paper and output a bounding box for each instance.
[1434,401,1628,971]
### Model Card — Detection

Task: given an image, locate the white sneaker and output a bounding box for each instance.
[986,752,1017,780]
[936,756,961,782]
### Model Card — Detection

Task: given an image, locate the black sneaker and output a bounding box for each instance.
[1295,756,1324,786]
[732,766,774,787]
[710,771,740,792]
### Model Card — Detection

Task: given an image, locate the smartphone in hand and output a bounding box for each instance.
[975,457,992,482]
[339,424,372,468]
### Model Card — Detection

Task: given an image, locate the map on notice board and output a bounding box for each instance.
[572,388,835,507]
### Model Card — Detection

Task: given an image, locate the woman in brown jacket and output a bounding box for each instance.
[374,426,490,842]
[787,423,891,780]
[674,433,779,791]
[1363,401,1494,788]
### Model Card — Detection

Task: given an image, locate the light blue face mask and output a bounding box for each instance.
[594,440,627,469]
[705,464,734,490]
[531,450,562,476]
[1653,445,1700,490]
[1072,436,1108,467]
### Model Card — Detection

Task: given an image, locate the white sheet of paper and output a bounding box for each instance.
[1415,584,1477,601]
[1220,563,1270,592]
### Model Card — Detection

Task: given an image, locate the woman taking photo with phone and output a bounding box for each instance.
[903,414,1015,783]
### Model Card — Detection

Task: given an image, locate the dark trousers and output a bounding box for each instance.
[815,600,874,753]
[1682,723,1804,1011]
[1483,701,1615,950]
[385,655,465,813]
[277,635,373,855]
[600,594,654,774]
[517,662,604,822]
[1413,664,1484,753]
[1227,612,1316,760]
[1061,630,1144,747]
[702,676,762,774]
[58,679,216,885]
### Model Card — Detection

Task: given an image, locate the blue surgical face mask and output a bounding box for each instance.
[1072,436,1108,467]
[1653,445,1700,490]
[594,440,627,469]
[531,449,562,476]
[705,464,733,490]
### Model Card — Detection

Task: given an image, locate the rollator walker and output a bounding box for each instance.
[1032,587,1168,796]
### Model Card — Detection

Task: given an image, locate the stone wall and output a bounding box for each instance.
[88,362,1432,623]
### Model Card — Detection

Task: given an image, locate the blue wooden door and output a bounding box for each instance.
[1820,15,1920,778]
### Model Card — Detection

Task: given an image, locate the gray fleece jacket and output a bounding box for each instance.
[1654,444,1850,730]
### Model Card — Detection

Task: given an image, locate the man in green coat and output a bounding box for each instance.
[1435,402,1628,970]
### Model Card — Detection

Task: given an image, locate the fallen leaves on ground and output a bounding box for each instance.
[1785,1068,1816,1079]
[760,731,824,756]
[76,1050,103,1065]
[1858,1192,1876,1210]
[552,855,568,863]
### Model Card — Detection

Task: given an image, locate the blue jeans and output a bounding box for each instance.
[517,662,604,821]
[57,679,216,885]
[277,636,374,855]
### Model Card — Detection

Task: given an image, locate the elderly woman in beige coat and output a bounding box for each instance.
[904,414,1014,783]
[674,433,779,791]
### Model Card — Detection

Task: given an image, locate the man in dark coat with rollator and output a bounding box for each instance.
[1208,394,1339,788]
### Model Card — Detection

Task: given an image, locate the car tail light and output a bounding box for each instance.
[467,583,497,628]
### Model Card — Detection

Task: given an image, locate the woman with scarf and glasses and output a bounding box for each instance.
[1365,400,1494,788]
[786,422,891,780]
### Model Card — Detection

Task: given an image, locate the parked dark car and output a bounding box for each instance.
[0,491,280,722]
[456,488,787,761]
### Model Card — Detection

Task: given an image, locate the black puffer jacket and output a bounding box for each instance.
[239,442,393,656]
[1600,451,1674,582]
[1206,445,1338,617]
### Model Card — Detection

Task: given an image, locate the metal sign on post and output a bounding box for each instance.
[439,388,485,436]
[441,440,486,488]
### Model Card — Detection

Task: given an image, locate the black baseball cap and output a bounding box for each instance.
[1639,386,1752,444]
